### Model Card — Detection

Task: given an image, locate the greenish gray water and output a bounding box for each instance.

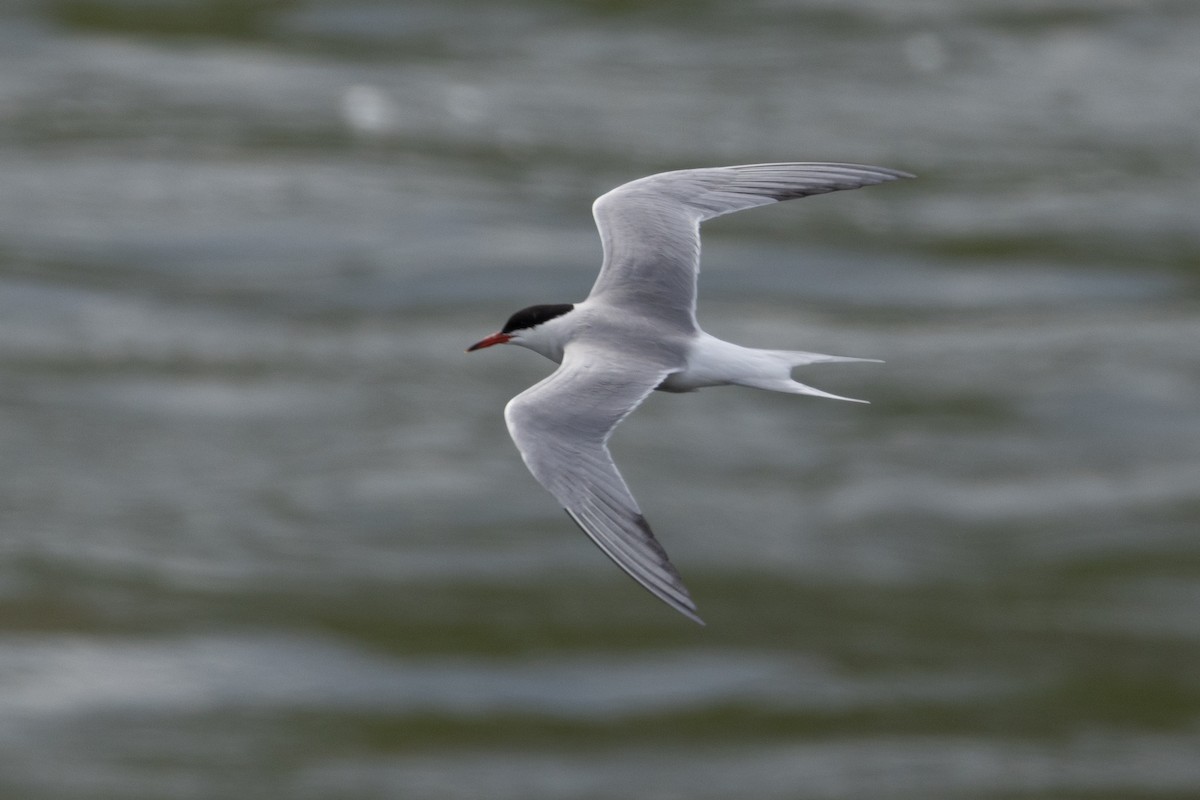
[2,1,1199,798]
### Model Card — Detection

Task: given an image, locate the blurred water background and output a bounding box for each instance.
[3,1,1200,798]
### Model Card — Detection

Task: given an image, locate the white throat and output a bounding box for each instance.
[511,310,577,364]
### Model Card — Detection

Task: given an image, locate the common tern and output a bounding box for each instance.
[468,163,912,624]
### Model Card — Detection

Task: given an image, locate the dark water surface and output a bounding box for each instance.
[3,1,1199,798]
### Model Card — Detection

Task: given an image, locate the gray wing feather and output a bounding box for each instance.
[588,162,912,329]
[504,347,703,624]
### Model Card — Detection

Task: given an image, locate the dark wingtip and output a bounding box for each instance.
[631,514,705,625]
[564,509,706,626]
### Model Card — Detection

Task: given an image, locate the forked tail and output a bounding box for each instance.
[735,349,882,403]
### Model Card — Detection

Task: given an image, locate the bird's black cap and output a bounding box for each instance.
[501,303,575,334]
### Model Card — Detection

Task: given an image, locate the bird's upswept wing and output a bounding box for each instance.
[503,345,702,624]
[588,162,912,330]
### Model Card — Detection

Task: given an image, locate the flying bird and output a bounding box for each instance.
[468,163,912,623]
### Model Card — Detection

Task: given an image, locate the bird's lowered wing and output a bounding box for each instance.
[503,345,701,624]
[588,162,912,329]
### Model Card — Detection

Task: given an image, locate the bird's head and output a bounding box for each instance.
[466,303,576,361]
